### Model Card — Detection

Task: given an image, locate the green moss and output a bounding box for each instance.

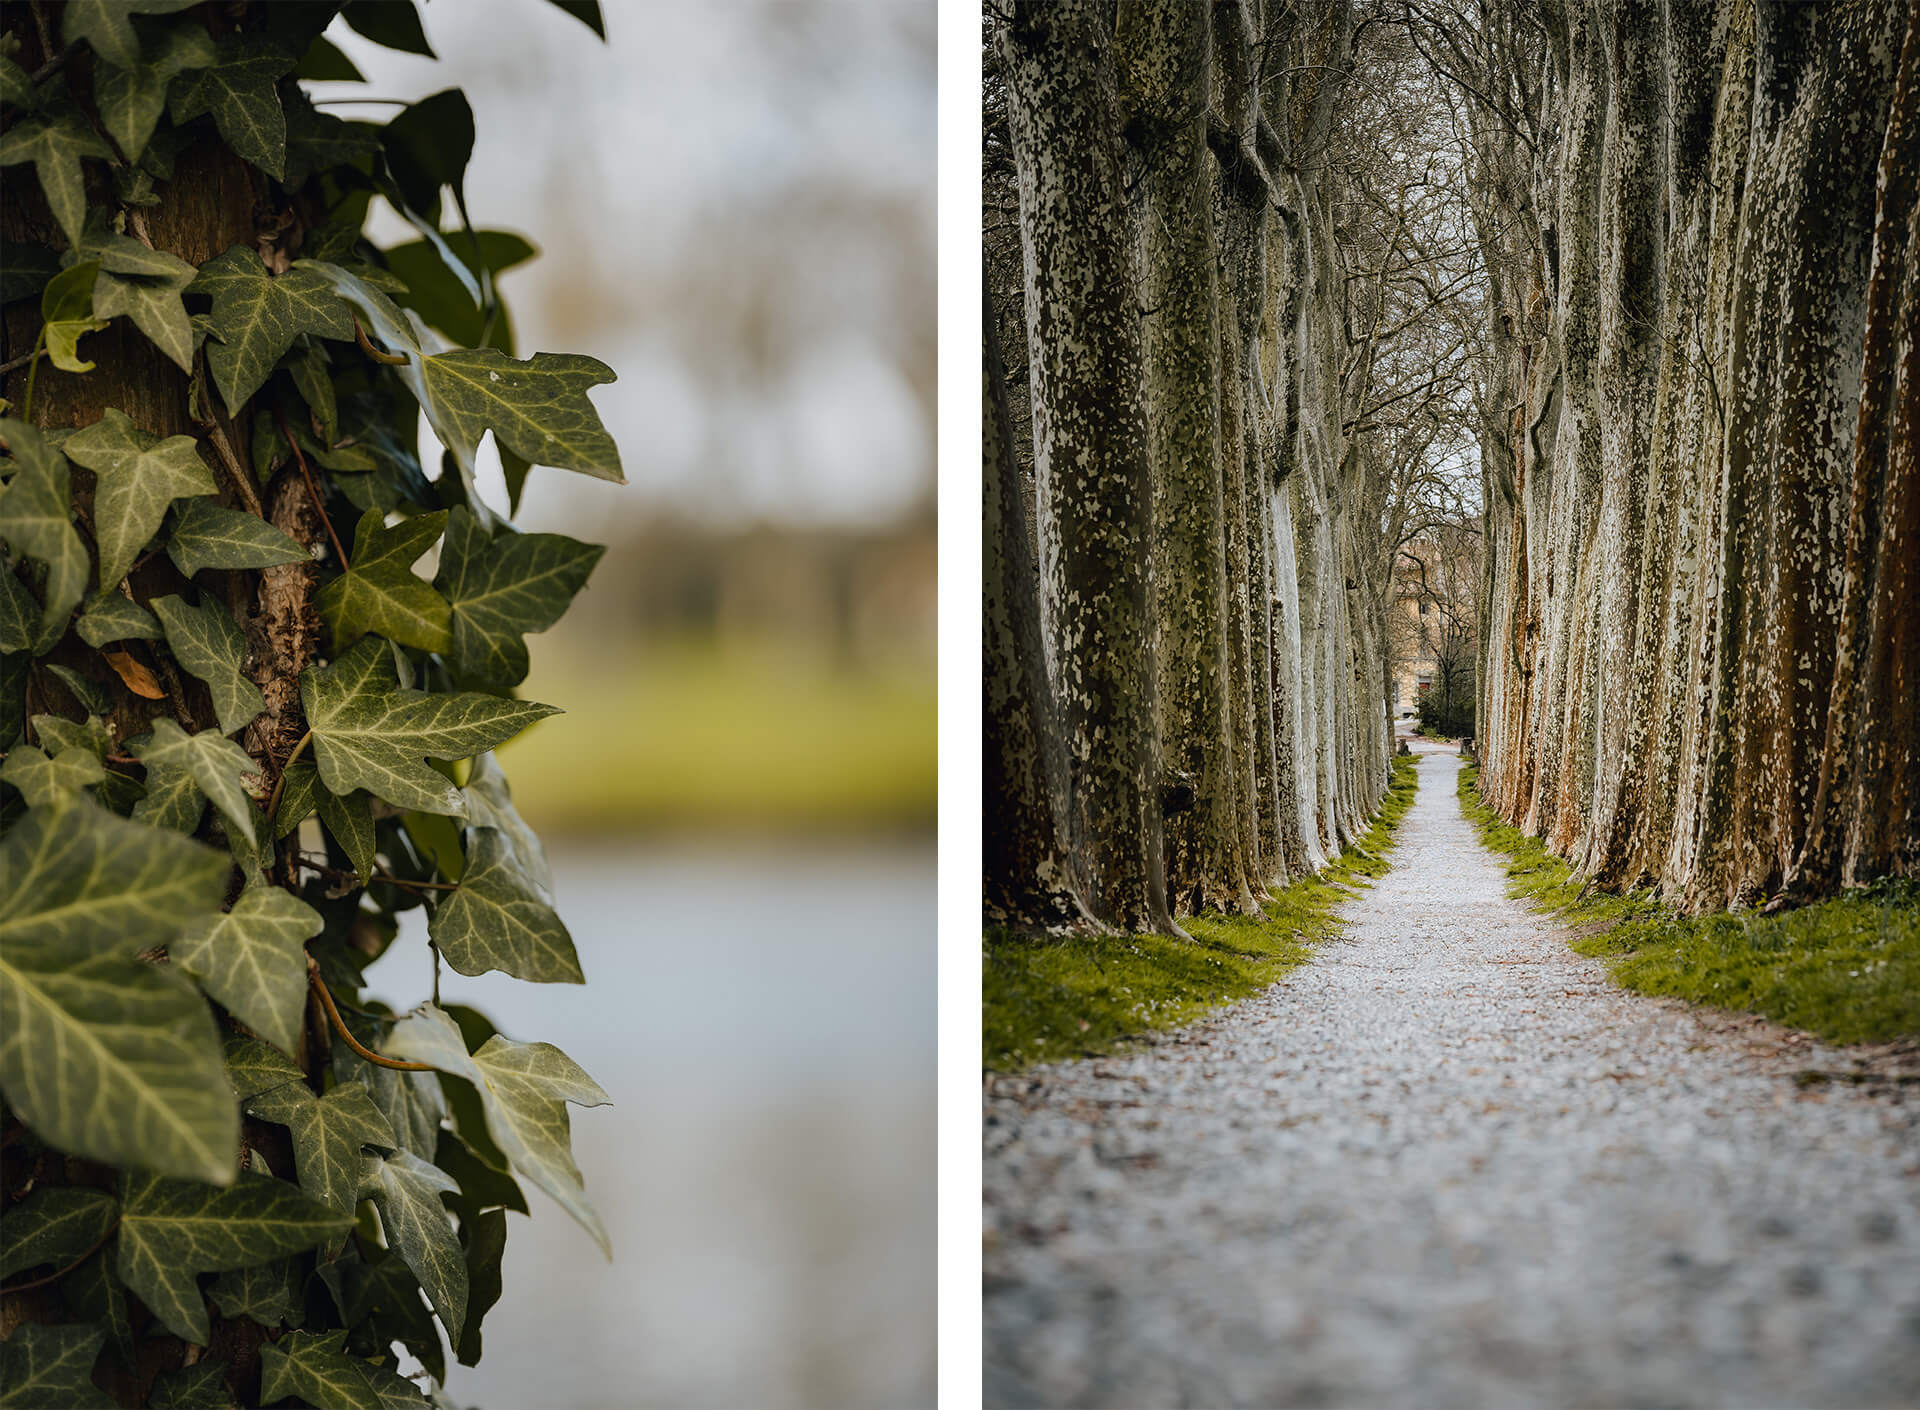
[1457,763,1920,1045]
[983,754,1419,1071]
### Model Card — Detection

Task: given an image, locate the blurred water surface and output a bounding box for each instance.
[372,842,934,1409]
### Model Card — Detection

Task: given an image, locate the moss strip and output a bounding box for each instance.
[1457,762,1920,1045]
[983,754,1420,1071]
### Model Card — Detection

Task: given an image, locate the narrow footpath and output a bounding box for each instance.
[984,746,1920,1409]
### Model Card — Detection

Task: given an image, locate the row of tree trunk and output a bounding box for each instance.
[985,0,1393,936]
[1469,0,1919,910]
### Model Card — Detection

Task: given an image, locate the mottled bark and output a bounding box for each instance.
[998,0,1176,934]
[985,282,1095,933]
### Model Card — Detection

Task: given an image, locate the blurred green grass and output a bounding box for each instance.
[499,637,935,835]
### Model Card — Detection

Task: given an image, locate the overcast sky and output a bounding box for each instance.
[316,0,935,535]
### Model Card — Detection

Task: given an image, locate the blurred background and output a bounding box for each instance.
[314,2,934,1405]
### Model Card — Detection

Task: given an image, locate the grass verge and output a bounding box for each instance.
[983,753,1419,1071]
[1456,762,1920,1045]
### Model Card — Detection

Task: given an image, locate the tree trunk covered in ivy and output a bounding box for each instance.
[1467,0,1919,910]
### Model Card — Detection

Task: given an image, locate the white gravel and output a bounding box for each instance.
[984,746,1920,1409]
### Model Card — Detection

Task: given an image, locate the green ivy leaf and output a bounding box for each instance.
[75,591,161,648]
[300,261,623,488]
[209,1254,298,1326]
[128,717,258,838]
[116,1170,355,1344]
[271,752,317,837]
[382,89,473,226]
[316,508,452,654]
[361,1148,466,1341]
[386,1004,610,1253]
[319,783,377,883]
[0,53,36,112]
[30,713,110,759]
[0,797,235,1182]
[0,1322,112,1410]
[0,743,105,807]
[64,409,217,588]
[246,1075,397,1218]
[132,761,205,833]
[286,340,340,441]
[463,751,552,898]
[300,636,557,816]
[82,227,199,373]
[436,505,602,688]
[151,593,265,735]
[295,34,365,84]
[165,497,310,578]
[284,84,383,190]
[62,0,200,70]
[41,262,110,373]
[46,663,113,716]
[339,1038,445,1162]
[385,229,535,352]
[192,246,353,416]
[545,0,607,38]
[172,882,322,1057]
[430,829,582,983]
[60,1249,135,1370]
[452,1206,505,1367]
[94,20,215,161]
[0,242,61,307]
[149,1358,235,1409]
[434,1127,527,1218]
[258,1329,430,1410]
[343,0,437,57]
[0,105,114,245]
[0,1186,118,1279]
[0,419,86,653]
[167,34,297,181]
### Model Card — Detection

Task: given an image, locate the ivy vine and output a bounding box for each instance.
[0,2,620,1406]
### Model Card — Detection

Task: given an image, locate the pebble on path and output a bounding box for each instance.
[984,746,1920,1410]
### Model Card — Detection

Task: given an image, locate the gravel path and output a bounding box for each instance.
[984,745,1920,1409]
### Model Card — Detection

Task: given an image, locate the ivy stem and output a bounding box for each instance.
[0,347,45,378]
[294,854,461,892]
[308,964,436,1071]
[276,409,349,569]
[266,729,312,828]
[0,1220,118,1295]
[353,316,410,366]
[21,329,46,423]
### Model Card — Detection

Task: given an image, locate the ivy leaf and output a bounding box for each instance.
[165,497,309,578]
[0,420,86,653]
[65,409,217,588]
[362,1148,466,1341]
[339,1039,445,1162]
[300,637,557,816]
[60,1250,135,1370]
[271,752,317,837]
[82,227,199,372]
[0,1322,112,1410]
[316,508,452,654]
[149,1359,235,1409]
[191,246,353,416]
[75,592,161,647]
[171,882,322,1057]
[41,262,110,373]
[0,1186,117,1279]
[386,1004,611,1253]
[0,743,105,807]
[246,1075,397,1218]
[0,53,35,111]
[62,0,200,70]
[431,829,582,984]
[0,797,236,1182]
[128,717,258,837]
[436,506,602,688]
[434,1127,527,1218]
[319,783,377,883]
[299,261,623,486]
[545,1,607,38]
[382,89,474,226]
[284,85,382,190]
[342,1,437,57]
[168,34,297,181]
[208,1255,298,1326]
[94,20,215,161]
[385,230,535,352]
[151,593,265,735]
[47,663,113,716]
[1,241,60,307]
[454,1205,507,1367]
[463,750,552,898]
[259,1329,430,1410]
[132,763,205,833]
[30,713,109,759]
[295,34,365,84]
[0,105,114,245]
[116,1170,355,1344]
